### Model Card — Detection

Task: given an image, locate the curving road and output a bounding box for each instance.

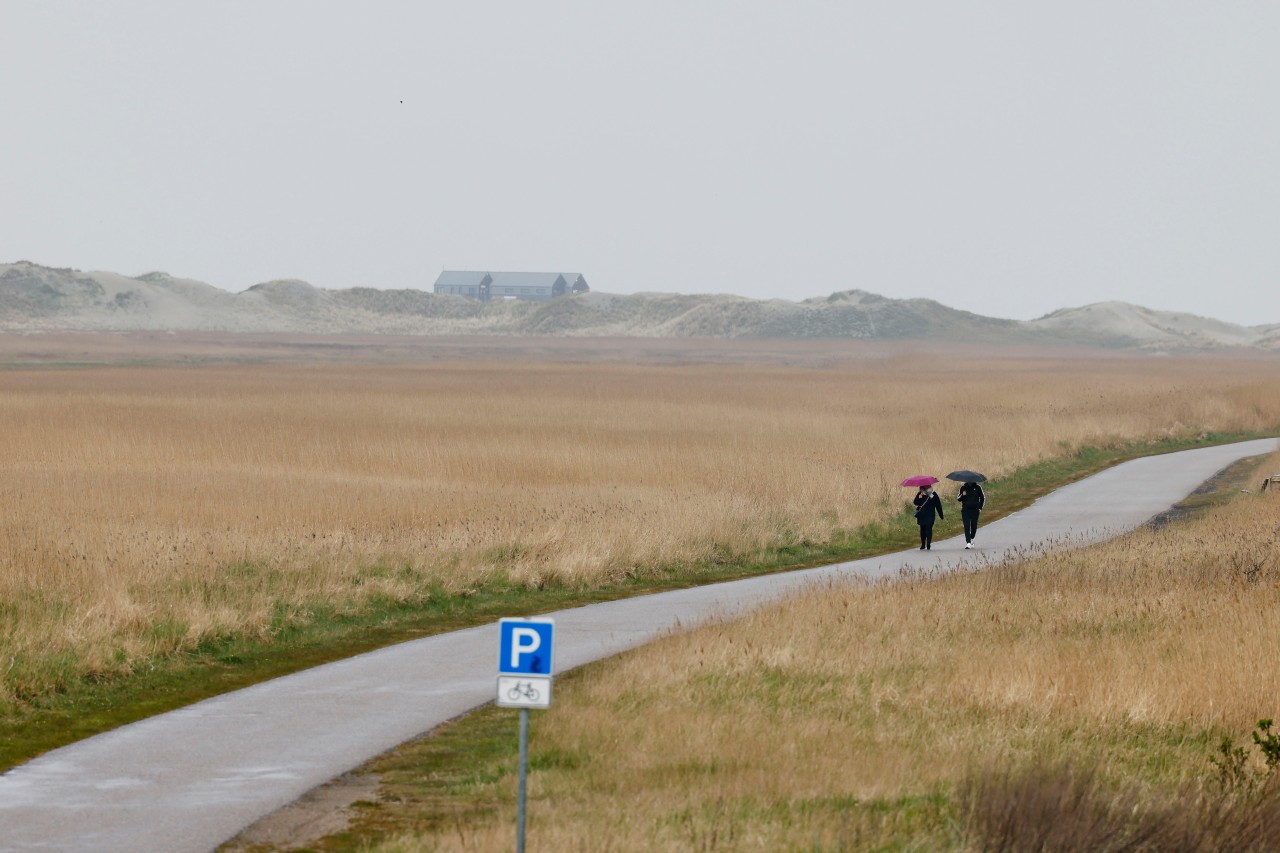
[0,438,1275,852]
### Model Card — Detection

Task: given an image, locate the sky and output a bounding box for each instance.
[2,1,1278,325]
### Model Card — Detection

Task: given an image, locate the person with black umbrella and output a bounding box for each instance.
[948,470,987,549]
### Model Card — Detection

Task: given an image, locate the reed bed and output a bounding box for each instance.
[2,353,1280,705]
[383,460,1280,851]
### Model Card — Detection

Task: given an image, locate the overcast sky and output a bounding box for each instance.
[2,1,1277,325]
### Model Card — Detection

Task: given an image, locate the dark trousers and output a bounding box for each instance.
[918,523,934,549]
[962,508,981,542]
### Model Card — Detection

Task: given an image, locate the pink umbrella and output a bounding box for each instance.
[900,475,939,487]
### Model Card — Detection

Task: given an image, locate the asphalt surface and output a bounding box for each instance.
[1,437,1275,852]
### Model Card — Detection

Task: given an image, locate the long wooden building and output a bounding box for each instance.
[433,271,589,301]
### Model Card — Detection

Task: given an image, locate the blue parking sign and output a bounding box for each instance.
[498,617,555,676]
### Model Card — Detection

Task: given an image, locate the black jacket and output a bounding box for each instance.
[957,483,985,511]
[913,490,944,525]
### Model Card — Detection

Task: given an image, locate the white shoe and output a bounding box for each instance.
[965,542,973,549]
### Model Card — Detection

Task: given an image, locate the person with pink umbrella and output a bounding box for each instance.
[902,475,944,550]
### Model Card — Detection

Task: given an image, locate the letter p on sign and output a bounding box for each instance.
[498,617,555,676]
[509,628,541,668]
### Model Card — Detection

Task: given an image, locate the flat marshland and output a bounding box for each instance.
[2,338,1279,732]
[350,462,1280,852]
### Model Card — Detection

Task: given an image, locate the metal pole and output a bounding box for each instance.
[517,707,529,853]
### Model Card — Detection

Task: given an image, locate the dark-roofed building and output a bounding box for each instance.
[433,271,492,299]
[489,272,565,301]
[433,271,589,301]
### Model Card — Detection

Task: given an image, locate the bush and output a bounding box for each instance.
[961,761,1280,852]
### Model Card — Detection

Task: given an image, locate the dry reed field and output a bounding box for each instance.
[380,461,1280,852]
[3,347,1280,707]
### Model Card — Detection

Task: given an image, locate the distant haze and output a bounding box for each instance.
[5,261,1278,351]
[1,2,1277,325]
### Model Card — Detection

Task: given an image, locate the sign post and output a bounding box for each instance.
[497,617,555,853]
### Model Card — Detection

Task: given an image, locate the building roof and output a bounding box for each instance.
[433,271,491,287]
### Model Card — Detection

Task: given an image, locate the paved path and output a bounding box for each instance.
[1,438,1274,852]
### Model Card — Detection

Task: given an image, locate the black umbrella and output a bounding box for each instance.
[946,470,987,483]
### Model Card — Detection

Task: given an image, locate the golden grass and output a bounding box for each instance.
[2,351,1280,704]
[381,459,1280,852]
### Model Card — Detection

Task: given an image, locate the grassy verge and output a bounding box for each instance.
[1,430,1270,772]
[297,701,962,852]
[292,445,1279,852]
